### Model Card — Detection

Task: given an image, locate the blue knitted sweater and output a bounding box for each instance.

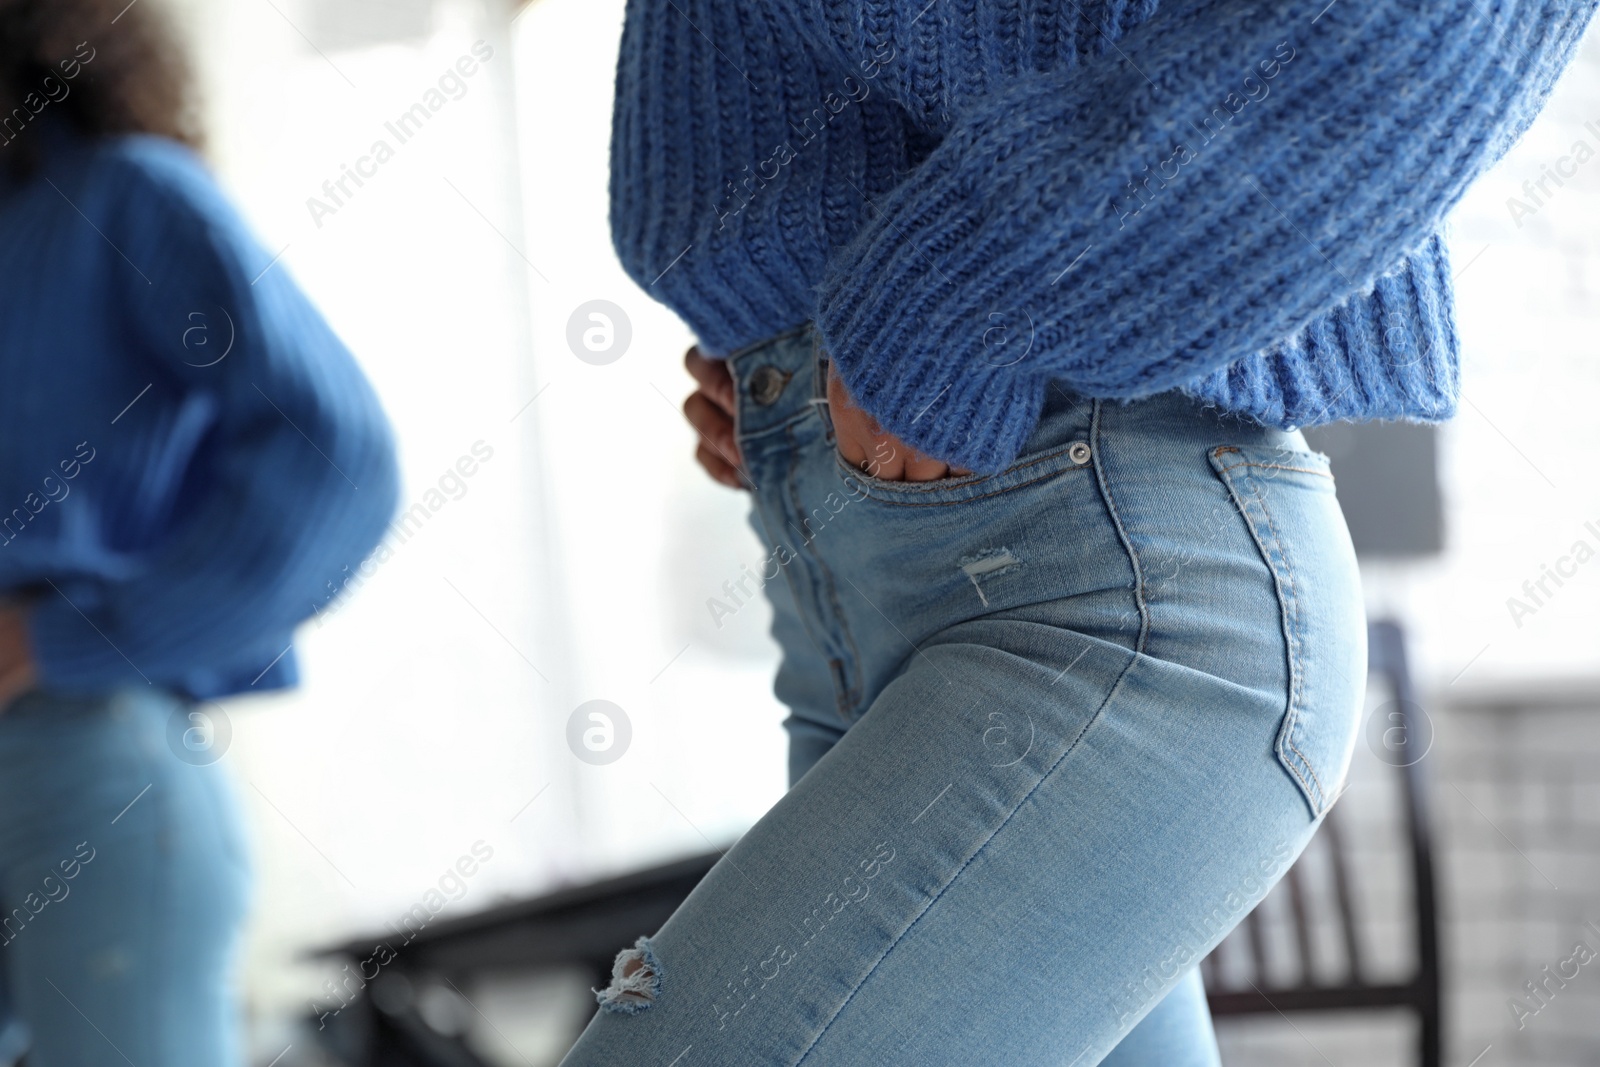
[611,0,1597,472]
[0,129,400,699]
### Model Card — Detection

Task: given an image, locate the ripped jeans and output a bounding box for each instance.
[561,324,1367,1066]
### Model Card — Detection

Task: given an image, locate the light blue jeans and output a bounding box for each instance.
[0,686,251,1066]
[563,324,1366,1066]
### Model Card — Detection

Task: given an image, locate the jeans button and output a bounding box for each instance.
[748,365,791,406]
[1068,441,1092,464]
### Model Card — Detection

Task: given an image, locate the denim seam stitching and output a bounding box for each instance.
[1223,457,1325,815]
[811,328,827,402]
[790,644,1144,1067]
[1230,464,1317,807]
[806,357,866,718]
[1250,483,1326,812]
[741,410,830,443]
[832,442,1088,499]
[781,421,863,722]
[1088,400,1149,656]
[1213,458,1333,480]
[813,338,837,447]
[1209,444,1333,473]
[836,462,1091,509]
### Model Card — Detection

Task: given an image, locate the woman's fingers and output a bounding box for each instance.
[684,346,736,413]
[695,441,744,489]
[865,432,907,481]
[902,451,952,482]
[826,371,870,471]
[684,345,749,489]
[683,391,741,463]
[827,365,966,483]
[683,387,747,489]
[685,349,972,487]
[0,608,35,709]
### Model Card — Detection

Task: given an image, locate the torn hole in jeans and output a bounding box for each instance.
[595,935,663,1014]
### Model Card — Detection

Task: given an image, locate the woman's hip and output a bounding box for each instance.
[565,546,1353,1065]
[732,324,1366,818]
[0,685,253,879]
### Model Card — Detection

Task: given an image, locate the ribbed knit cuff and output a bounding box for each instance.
[814,0,1593,471]
[815,148,1052,475]
[815,304,1049,474]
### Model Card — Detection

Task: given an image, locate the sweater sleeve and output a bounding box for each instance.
[814,0,1597,472]
[27,140,401,696]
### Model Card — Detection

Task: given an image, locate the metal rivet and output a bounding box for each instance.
[748,365,790,407]
[1068,441,1092,465]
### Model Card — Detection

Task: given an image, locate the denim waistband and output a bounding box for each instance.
[723,321,1104,466]
[724,323,827,443]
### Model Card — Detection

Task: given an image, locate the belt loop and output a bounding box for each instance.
[808,325,835,438]
[811,324,829,402]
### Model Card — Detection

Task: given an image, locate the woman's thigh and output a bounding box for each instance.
[0,687,252,1067]
[569,620,1340,1065]
[1098,968,1218,1067]
[772,555,1223,1066]
[561,327,1365,1066]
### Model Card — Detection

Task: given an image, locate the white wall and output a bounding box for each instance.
[1387,28,1600,692]
[172,0,787,1056]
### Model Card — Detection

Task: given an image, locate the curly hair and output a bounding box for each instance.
[0,0,202,175]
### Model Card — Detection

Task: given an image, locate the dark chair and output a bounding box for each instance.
[1201,618,1442,1067]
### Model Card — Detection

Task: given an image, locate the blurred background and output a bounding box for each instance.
[154,0,1600,1063]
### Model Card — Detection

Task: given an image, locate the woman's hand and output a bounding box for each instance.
[681,345,968,487]
[827,364,970,482]
[0,607,38,711]
[683,346,747,489]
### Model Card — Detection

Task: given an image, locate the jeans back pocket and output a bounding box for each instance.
[1208,443,1366,818]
